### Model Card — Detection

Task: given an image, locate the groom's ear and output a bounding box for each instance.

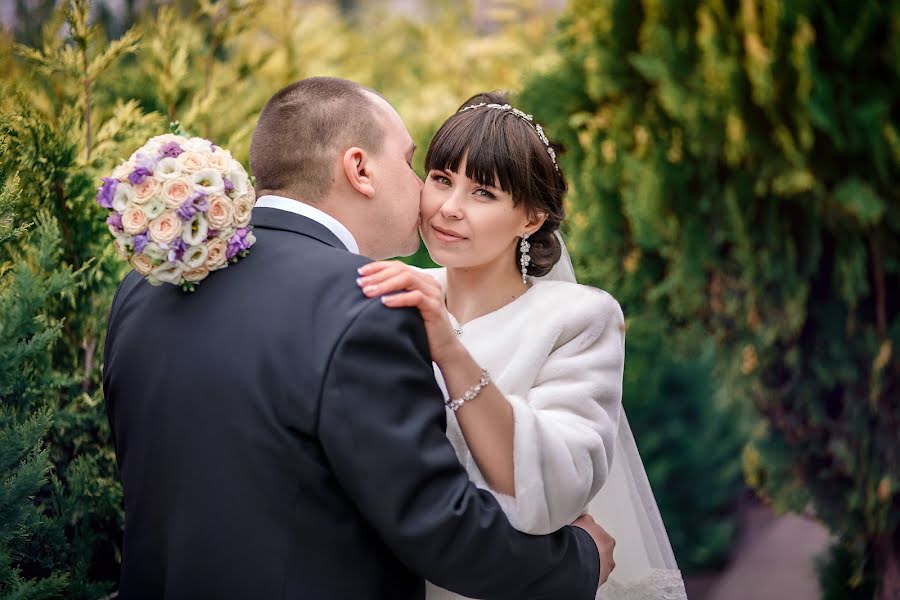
[342,147,376,199]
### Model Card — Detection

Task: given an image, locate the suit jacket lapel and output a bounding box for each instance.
[250,207,347,251]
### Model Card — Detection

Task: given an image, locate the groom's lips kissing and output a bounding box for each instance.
[431,224,467,243]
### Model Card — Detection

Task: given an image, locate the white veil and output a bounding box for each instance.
[540,233,686,596]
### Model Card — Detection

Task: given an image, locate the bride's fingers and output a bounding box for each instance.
[362,271,441,299]
[380,290,427,309]
[357,260,402,277]
[356,262,409,285]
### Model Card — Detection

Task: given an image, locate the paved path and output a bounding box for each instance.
[690,511,830,600]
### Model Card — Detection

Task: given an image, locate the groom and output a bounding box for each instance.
[103,77,612,599]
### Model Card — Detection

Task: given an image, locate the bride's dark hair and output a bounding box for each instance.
[424,91,566,277]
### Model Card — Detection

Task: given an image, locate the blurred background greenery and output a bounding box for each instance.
[0,0,897,598]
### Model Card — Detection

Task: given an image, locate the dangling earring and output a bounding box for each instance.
[519,233,531,284]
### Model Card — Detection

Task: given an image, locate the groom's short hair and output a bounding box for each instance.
[250,77,386,201]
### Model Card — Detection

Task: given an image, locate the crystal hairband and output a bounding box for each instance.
[458,103,559,172]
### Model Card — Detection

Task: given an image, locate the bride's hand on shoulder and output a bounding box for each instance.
[357,261,463,365]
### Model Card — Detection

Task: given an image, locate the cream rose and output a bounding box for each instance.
[177,151,207,173]
[151,262,184,285]
[207,149,233,172]
[182,213,209,246]
[148,211,183,245]
[162,177,193,209]
[205,238,229,270]
[112,182,134,212]
[182,265,210,284]
[233,194,254,228]
[122,206,149,235]
[132,176,160,204]
[206,194,234,229]
[130,253,154,276]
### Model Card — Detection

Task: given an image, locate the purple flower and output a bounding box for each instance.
[176,192,209,222]
[159,141,184,158]
[176,202,196,222]
[133,233,149,253]
[223,177,235,193]
[207,229,219,241]
[166,239,189,263]
[106,211,123,231]
[227,227,253,260]
[96,177,118,208]
[129,167,152,185]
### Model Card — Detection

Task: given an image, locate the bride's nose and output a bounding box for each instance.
[440,190,464,220]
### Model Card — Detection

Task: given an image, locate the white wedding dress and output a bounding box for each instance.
[422,238,687,600]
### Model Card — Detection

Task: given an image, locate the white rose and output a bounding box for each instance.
[192,168,224,195]
[148,211,183,245]
[182,213,209,246]
[228,168,250,196]
[154,157,182,181]
[142,196,165,220]
[205,238,229,270]
[149,133,180,146]
[130,253,154,276]
[233,194,254,228]
[177,151,208,173]
[112,183,134,212]
[112,160,135,181]
[183,243,209,269]
[184,137,211,153]
[114,234,133,259]
[143,243,166,262]
[122,206,150,235]
[151,262,184,285]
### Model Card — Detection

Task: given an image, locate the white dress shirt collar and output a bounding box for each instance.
[254,195,359,255]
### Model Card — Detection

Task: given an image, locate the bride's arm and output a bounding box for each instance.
[358,262,520,495]
[431,343,518,496]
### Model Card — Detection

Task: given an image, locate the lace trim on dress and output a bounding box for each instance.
[597,568,688,600]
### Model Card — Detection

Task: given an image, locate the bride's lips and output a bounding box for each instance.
[431,224,467,243]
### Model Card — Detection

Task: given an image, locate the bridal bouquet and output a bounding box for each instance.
[97,133,256,291]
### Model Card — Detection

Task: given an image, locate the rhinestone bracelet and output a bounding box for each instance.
[446,368,491,412]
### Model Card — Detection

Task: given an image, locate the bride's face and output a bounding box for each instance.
[420,158,537,271]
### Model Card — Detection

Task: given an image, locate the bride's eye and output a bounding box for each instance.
[430,173,451,186]
[474,188,496,200]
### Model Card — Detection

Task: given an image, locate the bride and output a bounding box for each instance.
[356,93,688,600]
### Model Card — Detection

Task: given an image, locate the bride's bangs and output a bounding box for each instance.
[425,109,533,204]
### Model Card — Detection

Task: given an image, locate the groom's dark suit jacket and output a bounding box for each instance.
[103,207,600,600]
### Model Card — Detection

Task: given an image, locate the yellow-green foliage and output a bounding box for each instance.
[0,1,562,596]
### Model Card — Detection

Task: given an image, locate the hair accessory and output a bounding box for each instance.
[458,103,559,172]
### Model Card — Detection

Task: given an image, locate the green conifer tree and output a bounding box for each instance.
[522,0,899,595]
[0,172,74,599]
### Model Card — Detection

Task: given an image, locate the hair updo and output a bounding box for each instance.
[424,91,567,277]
